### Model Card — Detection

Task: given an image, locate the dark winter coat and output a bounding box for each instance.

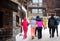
[48,17,57,28]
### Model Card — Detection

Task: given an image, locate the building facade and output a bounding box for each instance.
[0,0,20,41]
[27,0,46,18]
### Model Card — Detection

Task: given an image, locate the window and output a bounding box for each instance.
[39,9,43,14]
[39,0,43,6]
[32,0,43,6]
[32,0,38,4]
[32,9,38,14]
[32,9,43,14]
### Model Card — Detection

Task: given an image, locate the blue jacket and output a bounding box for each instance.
[54,18,59,28]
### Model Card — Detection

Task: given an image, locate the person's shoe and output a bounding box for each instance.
[57,35,58,37]
[23,36,27,39]
[23,37,25,39]
[52,36,54,38]
[35,35,36,37]
[38,37,42,39]
[50,35,51,38]
[32,36,34,40]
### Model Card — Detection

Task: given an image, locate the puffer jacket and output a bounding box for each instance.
[30,19,36,28]
[21,18,29,31]
[36,21,44,28]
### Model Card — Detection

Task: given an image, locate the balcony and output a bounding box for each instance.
[28,1,46,9]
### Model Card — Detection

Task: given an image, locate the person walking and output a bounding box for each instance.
[30,17,36,39]
[35,16,40,37]
[55,17,59,37]
[48,14,57,38]
[36,16,44,39]
[21,17,29,39]
[43,18,48,29]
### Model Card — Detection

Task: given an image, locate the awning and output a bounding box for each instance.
[0,0,18,12]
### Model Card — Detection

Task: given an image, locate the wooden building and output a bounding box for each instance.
[0,0,18,40]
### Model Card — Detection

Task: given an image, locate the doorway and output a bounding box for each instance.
[0,11,3,28]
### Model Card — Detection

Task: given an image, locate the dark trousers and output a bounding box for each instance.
[55,27,58,36]
[38,27,42,39]
[49,27,55,37]
[35,27,38,36]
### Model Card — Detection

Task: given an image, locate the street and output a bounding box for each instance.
[16,23,60,41]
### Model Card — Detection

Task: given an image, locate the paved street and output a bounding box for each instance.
[16,23,60,41]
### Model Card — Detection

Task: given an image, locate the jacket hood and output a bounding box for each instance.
[36,16,39,18]
[51,14,54,19]
[51,16,54,19]
[24,18,27,21]
[36,16,41,21]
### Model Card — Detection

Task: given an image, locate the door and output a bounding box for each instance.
[0,11,3,28]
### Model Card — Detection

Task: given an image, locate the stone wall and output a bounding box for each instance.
[0,7,13,40]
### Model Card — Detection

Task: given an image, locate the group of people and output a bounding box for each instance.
[48,14,59,38]
[30,16,44,39]
[21,14,59,39]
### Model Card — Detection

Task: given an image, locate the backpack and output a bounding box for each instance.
[49,18,55,27]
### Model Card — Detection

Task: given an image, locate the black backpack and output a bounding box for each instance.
[49,18,55,27]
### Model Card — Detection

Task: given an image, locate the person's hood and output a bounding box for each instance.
[51,16,54,19]
[24,17,27,21]
[51,14,54,19]
[36,16,39,18]
[36,16,41,21]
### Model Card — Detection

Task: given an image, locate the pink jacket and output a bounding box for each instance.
[21,18,29,31]
[36,21,44,28]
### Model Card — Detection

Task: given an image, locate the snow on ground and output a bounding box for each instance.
[16,23,60,41]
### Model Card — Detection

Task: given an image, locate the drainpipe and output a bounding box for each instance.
[13,12,16,41]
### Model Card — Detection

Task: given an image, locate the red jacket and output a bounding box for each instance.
[21,18,29,31]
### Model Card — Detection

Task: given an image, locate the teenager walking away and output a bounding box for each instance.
[30,17,36,39]
[48,14,57,38]
[36,16,44,39]
[35,16,40,37]
[21,17,29,39]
